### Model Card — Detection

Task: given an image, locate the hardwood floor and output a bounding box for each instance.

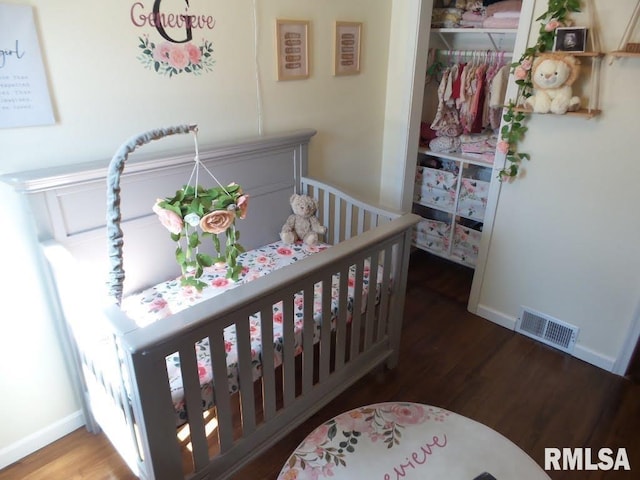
[2,250,638,479]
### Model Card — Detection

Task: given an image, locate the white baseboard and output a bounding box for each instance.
[475,303,616,374]
[475,304,517,331]
[0,410,85,470]
[573,344,616,372]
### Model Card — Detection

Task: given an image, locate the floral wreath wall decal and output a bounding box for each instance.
[130,1,217,78]
[498,0,582,181]
[138,35,215,77]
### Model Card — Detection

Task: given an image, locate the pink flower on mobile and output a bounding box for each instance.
[153,199,183,234]
[200,210,235,234]
[237,194,249,219]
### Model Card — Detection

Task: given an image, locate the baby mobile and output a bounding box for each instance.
[152,127,249,290]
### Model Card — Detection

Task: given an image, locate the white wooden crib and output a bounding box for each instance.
[3,128,419,480]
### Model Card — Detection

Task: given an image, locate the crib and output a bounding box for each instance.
[3,128,419,480]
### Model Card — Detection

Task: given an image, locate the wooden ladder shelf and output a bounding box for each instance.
[611,0,640,59]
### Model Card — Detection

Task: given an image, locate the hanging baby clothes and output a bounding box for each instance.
[458,60,487,134]
[429,49,510,153]
[487,63,510,130]
[469,61,488,134]
[430,64,464,138]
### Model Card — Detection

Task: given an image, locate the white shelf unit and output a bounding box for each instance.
[413,27,518,268]
[412,149,492,268]
[431,28,518,51]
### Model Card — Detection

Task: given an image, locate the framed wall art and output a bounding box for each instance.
[334,21,362,76]
[276,19,310,80]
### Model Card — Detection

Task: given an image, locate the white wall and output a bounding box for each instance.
[475,0,640,370]
[0,0,391,465]
[380,0,432,211]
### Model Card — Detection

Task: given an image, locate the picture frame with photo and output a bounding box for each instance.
[334,21,362,76]
[554,27,588,52]
[276,19,310,80]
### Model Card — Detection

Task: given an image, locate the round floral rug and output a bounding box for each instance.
[277,402,550,480]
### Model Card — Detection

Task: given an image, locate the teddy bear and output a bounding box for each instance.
[524,53,581,114]
[280,194,327,245]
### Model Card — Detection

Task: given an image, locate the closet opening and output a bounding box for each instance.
[409,1,524,305]
[412,48,511,304]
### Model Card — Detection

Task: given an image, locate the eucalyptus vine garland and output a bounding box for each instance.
[153,183,249,290]
[498,0,582,181]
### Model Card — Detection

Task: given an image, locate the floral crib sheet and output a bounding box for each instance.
[121,241,380,425]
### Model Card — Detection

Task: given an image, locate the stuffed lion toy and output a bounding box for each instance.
[525,53,581,114]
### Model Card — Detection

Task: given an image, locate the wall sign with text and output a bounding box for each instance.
[131,1,217,77]
[0,3,55,129]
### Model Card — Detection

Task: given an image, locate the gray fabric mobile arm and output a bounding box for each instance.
[106,124,198,305]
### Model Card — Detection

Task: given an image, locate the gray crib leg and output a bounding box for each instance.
[386,232,413,370]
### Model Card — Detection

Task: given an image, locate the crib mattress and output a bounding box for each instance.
[120,240,378,424]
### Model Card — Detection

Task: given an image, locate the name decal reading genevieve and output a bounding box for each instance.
[383,434,448,480]
[130,0,215,43]
[545,448,631,471]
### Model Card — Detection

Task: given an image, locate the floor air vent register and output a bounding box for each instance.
[516,307,579,354]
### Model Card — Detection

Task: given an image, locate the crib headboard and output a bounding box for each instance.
[2,129,317,296]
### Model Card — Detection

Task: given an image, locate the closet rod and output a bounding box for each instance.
[435,49,512,60]
[437,31,510,51]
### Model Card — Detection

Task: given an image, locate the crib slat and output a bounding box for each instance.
[235,316,256,436]
[334,266,349,370]
[350,260,364,360]
[301,283,315,394]
[333,197,341,244]
[345,203,353,241]
[282,297,295,407]
[377,245,393,342]
[357,208,365,236]
[112,341,140,463]
[323,193,331,244]
[209,329,234,453]
[386,232,413,368]
[260,306,276,422]
[317,274,332,382]
[126,351,183,480]
[364,253,380,350]
[179,343,210,471]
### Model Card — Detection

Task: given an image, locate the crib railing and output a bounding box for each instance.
[109,215,416,479]
[59,179,418,480]
[300,175,402,244]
